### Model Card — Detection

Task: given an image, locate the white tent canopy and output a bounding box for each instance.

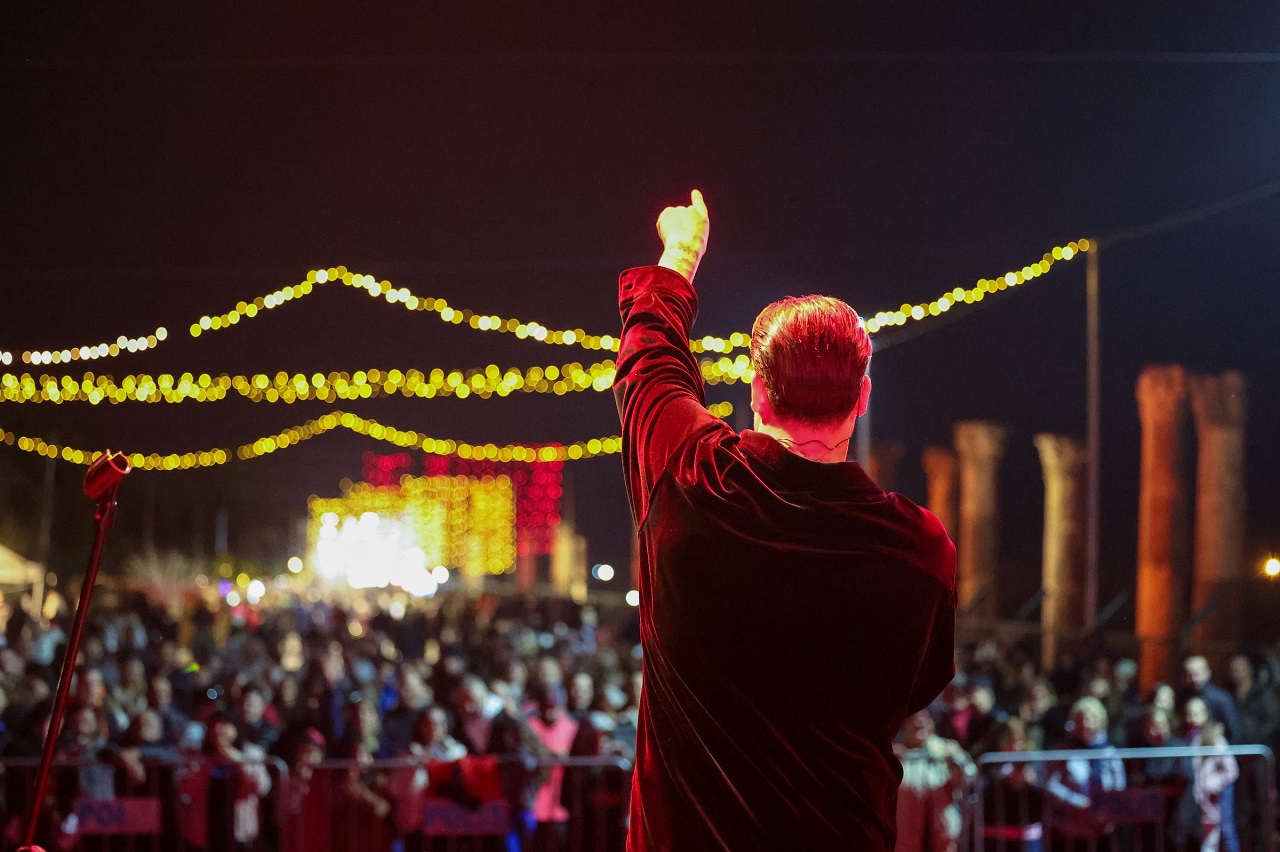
[0,542,42,586]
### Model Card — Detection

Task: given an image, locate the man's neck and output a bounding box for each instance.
[756,421,854,463]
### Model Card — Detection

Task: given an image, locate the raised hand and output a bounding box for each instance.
[656,189,710,283]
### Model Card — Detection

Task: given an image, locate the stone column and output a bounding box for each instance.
[953,422,1009,619]
[921,447,959,538]
[1188,371,1247,648]
[1034,434,1087,671]
[867,443,905,492]
[1135,365,1189,693]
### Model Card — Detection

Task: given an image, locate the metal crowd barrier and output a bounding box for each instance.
[973,745,1276,852]
[0,752,629,852]
[277,754,632,852]
[0,754,289,852]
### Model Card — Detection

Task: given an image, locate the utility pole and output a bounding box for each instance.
[33,455,56,622]
[1085,240,1101,629]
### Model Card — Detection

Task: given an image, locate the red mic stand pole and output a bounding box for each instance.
[20,450,131,852]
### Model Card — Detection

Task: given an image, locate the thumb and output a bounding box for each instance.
[690,189,707,216]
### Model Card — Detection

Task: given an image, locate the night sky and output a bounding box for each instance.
[2,4,1278,623]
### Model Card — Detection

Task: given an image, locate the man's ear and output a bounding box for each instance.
[854,374,872,417]
[751,375,768,418]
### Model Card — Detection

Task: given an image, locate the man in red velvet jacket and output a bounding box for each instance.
[614,191,957,850]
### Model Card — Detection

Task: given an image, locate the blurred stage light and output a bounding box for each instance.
[626,590,640,607]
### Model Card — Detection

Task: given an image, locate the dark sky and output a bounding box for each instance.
[2,4,1278,620]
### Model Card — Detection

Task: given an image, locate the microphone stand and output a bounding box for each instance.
[20,451,130,852]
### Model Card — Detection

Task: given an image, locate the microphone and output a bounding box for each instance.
[83,450,131,502]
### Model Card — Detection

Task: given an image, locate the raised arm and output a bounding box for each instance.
[613,191,726,525]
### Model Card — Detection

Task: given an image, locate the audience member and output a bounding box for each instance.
[1179,656,1241,743]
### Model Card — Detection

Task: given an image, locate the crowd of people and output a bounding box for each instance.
[0,588,639,851]
[899,636,1280,852]
[0,586,1275,851]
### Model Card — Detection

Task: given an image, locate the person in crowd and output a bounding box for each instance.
[1128,705,1197,848]
[121,708,182,763]
[1192,721,1239,852]
[74,665,126,741]
[412,704,468,762]
[979,718,1043,852]
[1049,649,1084,708]
[1227,652,1279,746]
[613,669,641,756]
[1106,658,1144,746]
[295,643,352,745]
[1180,656,1242,742]
[382,667,433,756]
[1184,698,1241,852]
[503,657,531,709]
[184,711,273,851]
[234,683,281,751]
[531,656,565,694]
[894,709,975,852]
[375,660,400,714]
[110,656,150,721]
[1017,678,1058,751]
[936,674,975,749]
[451,673,517,755]
[58,701,118,800]
[3,700,75,851]
[1226,652,1276,852]
[341,694,384,758]
[146,672,189,745]
[565,695,629,852]
[1043,696,1126,852]
[275,673,302,722]
[966,681,1008,751]
[329,737,394,851]
[390,712,438,852]
[567,670,594,721]
[525,681,578,851]
[0,684,13,755]
[113,709,184,850]
[1149,681,1177,715]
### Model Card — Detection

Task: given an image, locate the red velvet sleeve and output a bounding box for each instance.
[613,265,731,527]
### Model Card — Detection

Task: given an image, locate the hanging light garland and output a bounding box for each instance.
[0,240,1088,365]
[0,401,734,471]
[0,360,621,404]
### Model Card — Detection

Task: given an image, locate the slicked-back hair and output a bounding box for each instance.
[749,295,871,426]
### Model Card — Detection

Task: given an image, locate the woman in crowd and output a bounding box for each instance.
[895,709,976,852]
[525,682,578,852]
[1184,702,1241,852]
[182,711,273,851]
[1043,697,1126,852]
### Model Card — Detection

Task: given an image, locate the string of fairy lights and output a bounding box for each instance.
[0,402,735,470]
[0,241,1089,367]
[0,360,623,404]
[0,355,761,405]
[0,240,1089,468]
